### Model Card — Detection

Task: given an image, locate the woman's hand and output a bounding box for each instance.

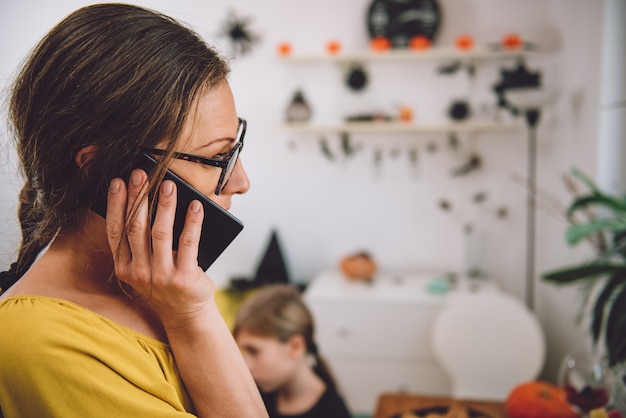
[105,169,214,328]
[105,169,267,417]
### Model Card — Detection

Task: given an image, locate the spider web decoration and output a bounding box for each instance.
[217,10,261,57]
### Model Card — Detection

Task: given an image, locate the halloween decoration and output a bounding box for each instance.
[448,100,472,121]
[217,10,260,56]
[345,64,369,92]
[277,42,292,56]
[398,105,413,122]
[326,40,341,55]
[505,381,578,418]
[489,33,537,52]
[438,199,451,211]
[367,0,441,48]
[285,90,312,123]
[373,148,383,172]
[447,133,460,152]
[472,191,488,204]
[455,34,474,51]
[345,112,392,122]
[409,35,431,50]
[340,251,378,282]
[502,33,522,50]
[370,36,392,51]
[340,133,361,157]
[408,147,419,173]
[450,153,481,176]
[492,59,542,116]
[437,60,475,78]
[319,137,335,160]
[229,230,291,292]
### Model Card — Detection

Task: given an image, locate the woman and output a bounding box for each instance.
[233,284,352,418]
[0,4,267,417]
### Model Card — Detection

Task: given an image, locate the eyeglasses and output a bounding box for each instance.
[146,118,246,195]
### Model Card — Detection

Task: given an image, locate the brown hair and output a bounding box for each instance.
[233,284,340,391]
[0,3,230,292]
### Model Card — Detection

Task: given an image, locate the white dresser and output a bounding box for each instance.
[304,271,454,415]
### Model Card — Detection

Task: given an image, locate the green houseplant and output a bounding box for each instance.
[543,168,626,369]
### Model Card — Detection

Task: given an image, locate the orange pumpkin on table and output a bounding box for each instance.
[339,252,377,281]
[505,380,578,418]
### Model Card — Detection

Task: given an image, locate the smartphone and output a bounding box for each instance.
[89,154,244,271]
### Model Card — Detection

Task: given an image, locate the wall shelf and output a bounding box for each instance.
[279,121,524,135]
[278,47,530,64]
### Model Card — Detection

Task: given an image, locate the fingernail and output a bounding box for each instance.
[109,179,120,194]
[130,170,142,186]
[190,200,201,212]
[162,181,173,195]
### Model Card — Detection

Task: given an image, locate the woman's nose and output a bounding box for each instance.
[223,159,250,195]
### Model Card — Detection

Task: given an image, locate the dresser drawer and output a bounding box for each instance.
[308,301,441,360]
[326,358,452,414]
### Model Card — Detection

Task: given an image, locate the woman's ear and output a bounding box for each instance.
[287,334,307,359]
[74,144,100,170]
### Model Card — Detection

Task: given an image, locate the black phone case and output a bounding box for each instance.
[89,154,244,271]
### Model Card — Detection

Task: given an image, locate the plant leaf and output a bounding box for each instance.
[591,272,626,343]
[543,263,626,284]
[568,194,626,218]
[605,284,626,366]
[571,167,601,194]
[566,219,626,246]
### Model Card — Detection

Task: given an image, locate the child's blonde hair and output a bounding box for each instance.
[233,284,339,391]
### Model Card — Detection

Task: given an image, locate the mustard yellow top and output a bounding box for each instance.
[0,296,196,418]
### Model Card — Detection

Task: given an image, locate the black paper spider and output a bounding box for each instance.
[217,10,260,56]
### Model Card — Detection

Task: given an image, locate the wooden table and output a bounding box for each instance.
[374,393,507,418]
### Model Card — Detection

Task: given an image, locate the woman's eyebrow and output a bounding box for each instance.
[193,136,235,153]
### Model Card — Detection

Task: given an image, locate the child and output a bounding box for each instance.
[234,284,352,418]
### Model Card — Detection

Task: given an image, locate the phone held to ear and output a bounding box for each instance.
[89,154,244,271]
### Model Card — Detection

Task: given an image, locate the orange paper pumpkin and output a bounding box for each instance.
[340,252,377,281]
[455,34,474,51]
[277,42,292,56]
[370,36,391,52]
[326,40,341,55]
[505,381,578,418]
[502,33,523,50]
[409,35,431,50]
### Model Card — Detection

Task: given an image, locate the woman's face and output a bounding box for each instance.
[161,81,250,210]
[235,330,300,393]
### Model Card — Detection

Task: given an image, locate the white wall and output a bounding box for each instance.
[0,0,605,383]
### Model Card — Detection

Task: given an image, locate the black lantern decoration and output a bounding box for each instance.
[285,90,312,123]
[492,59,542,116]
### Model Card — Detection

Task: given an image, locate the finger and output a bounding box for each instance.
[152,180,177,269]
[106,178,131,267]
[175,200,204,269]
[125,169,151,270]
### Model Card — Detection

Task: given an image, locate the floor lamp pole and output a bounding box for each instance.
[525,109,540,311]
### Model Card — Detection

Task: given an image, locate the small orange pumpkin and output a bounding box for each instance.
[409,35,431,50]
[505,381,578,418]
[502,33,523,50]
[455,34,474,51]
[340,252,377,281]
[370,36,391,52]
[277,42,292,56]
[326,40,341,55]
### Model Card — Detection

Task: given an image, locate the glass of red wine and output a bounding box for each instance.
[558,351,614,415]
